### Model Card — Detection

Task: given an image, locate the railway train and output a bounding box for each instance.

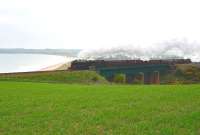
[69,59,192,70]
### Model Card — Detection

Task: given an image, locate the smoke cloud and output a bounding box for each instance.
[78,39,200,62]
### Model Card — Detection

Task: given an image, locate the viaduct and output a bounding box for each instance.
[69,59,191,84]
[95,64,171,84]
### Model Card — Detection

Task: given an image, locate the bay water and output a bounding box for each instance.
[0,54,73,73]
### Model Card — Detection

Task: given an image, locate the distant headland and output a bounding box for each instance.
[0,48,81,57]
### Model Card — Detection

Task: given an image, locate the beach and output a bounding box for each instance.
[40,62,71,71]
[0,54,75,73]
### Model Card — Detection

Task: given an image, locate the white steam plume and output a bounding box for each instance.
[78,39,200,62]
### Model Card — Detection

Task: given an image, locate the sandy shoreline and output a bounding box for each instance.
[40,57,75,71]
[40,62,71,71]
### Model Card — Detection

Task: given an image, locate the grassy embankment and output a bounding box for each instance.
[162,64,200,84]
[1,64,200,85]
[0,82,200,135]
[0,70,108,84]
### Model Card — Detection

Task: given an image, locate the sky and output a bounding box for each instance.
[0,0,200,49]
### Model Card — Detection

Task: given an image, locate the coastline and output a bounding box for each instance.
[40,62,71,71]
[0,53,76,73]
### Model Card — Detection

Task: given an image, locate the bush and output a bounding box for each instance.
[113,74,126,84]
[175,69,184,76]
[91,76,99,82]
[133,72,144,84]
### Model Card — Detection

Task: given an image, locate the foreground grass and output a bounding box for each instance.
[0,82,200,135]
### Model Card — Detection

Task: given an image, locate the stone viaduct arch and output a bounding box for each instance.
[96,64,171,84]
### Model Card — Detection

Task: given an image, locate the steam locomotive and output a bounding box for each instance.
[69,59,191,70]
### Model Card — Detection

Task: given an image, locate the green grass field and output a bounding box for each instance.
[0,82,200,135]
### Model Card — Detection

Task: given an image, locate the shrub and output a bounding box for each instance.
[91,76,99,82]
[133,72,144,84]
[113,74,126,84]
[175,69,184,76]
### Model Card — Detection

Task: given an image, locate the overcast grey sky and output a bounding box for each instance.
[0,0,200,49]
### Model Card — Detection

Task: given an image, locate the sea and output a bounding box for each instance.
[0,54,74,73]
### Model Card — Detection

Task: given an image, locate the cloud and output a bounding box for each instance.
[1,0,200,49]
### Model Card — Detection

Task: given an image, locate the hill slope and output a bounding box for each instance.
[161,64,200,84]
[0,70,108,84]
